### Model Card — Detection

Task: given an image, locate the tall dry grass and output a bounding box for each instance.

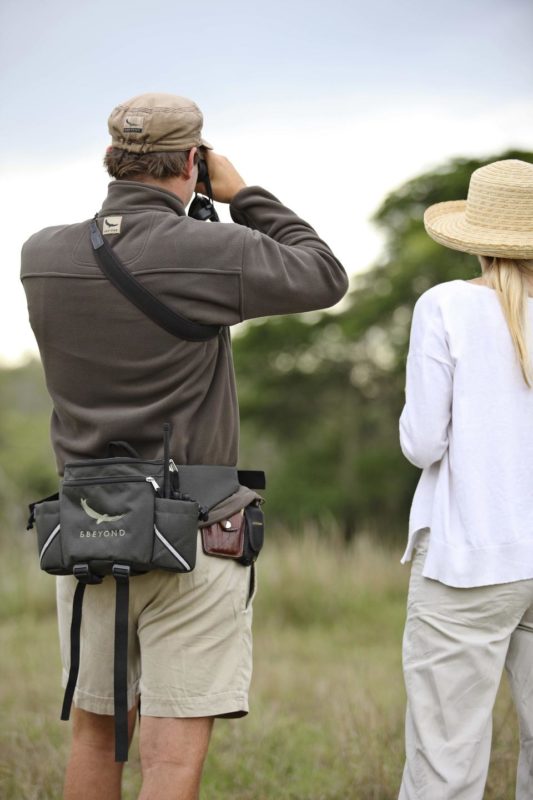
[0,526,519,799]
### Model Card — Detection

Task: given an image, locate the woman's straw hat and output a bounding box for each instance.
[424,159,533,259]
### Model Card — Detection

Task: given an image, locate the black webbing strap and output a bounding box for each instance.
[89,219,222,343]
[113,565,130,762]
[61,581,86,721]
[237,470,266,491]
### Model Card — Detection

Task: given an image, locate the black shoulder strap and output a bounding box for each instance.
[89,219,222,343]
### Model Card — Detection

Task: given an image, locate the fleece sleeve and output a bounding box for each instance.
[229,186,349,320]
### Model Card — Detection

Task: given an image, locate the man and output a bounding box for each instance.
[21,92,348,800]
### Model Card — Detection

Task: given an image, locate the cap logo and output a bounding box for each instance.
[123,115,144,133]
[103,216,122,235]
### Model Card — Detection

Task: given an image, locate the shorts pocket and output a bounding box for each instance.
[245,563,258,610]
[413,528,430,559]
[407,532,431,609]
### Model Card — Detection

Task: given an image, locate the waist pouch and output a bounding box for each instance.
[202,505,265,565]
[27,452,265,763]
[34,459,212,577]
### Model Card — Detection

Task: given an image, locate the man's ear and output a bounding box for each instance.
[184,147,198,180]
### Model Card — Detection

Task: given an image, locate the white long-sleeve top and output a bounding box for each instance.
[400,279,533,587]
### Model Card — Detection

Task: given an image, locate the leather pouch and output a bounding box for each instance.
[201,512,244,558]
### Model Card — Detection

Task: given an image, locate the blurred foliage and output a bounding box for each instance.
[0,361,56,528]
[2,150,531,541]
[234,149,533,540]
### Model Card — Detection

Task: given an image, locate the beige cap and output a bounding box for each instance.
[424,159,533,259]
[108,92,212,153]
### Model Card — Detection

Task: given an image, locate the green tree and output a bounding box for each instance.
[0,360,56,532]
[234,149,533,540]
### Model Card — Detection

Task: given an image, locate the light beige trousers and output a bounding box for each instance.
[399,531,533,800]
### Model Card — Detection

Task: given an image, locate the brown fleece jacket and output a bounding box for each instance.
[21,181,348,499]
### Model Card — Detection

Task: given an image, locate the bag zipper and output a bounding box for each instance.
[63,475,161,492]
[64,457,163,468]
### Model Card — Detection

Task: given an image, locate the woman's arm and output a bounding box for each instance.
[399,289,454,469]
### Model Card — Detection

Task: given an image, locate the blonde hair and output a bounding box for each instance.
[479,256,533,387]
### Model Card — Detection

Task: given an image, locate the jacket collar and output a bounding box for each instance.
[99,180,186,217]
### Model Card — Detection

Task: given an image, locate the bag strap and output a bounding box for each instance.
[61,565,104,721]
[237,470,266,491]
[60,564,131,763]
[112,565,131,762]
[89,219,222,343]
[60,580,87,721]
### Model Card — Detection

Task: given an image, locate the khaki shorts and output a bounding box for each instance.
[56,533,256,718]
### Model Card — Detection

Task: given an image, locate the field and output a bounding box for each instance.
[0,526,519,799]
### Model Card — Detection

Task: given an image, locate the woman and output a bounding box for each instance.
[399,159,533,800]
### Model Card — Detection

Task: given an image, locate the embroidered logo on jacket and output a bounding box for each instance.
[103,216,122,235]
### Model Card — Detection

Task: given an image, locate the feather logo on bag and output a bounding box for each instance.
[80,498,125,525]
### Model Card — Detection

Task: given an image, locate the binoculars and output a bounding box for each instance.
[189,157,220,222]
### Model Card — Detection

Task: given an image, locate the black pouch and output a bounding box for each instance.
[32,458,199,577]
[239,502,265,566]
[60,465,158,573]
[153,497,198,571]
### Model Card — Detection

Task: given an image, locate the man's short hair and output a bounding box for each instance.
[104,148,192,181]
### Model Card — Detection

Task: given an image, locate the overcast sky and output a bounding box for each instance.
[1,0,532,363]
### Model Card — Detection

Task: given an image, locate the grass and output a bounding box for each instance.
[0,526,520,799]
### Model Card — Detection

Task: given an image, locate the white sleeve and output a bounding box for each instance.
[399,291,454,469]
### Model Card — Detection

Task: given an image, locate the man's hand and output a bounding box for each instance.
[196,152,246,204]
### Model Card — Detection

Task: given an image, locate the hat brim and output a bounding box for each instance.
[424,200,533,259]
